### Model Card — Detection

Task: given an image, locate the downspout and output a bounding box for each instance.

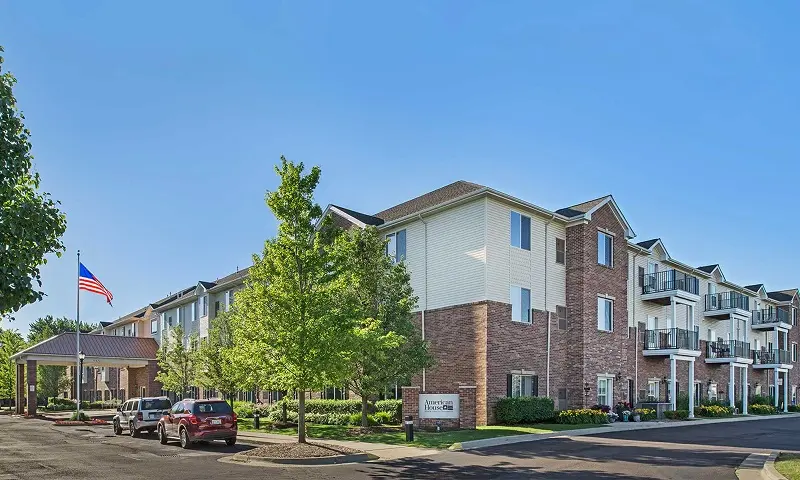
[418,214,428,391]
[633,252,639,402]
[545,214,555,398]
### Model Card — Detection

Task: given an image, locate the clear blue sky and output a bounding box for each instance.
[4,1,799,335]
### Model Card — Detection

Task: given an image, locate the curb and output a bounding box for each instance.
[220,452,377,466]
[455,413,800,451]
[736,452,786,480]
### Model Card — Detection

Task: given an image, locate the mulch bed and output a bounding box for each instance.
[348,426,402,435]
[53,419,108,426]
[239,442,362,459]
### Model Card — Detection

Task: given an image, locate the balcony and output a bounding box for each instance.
[751,309,792,330]
[643,327,701,356]
[752,349,793,369]
[703,292,750,320]
[641,270,700,305]
[705,340,752,364]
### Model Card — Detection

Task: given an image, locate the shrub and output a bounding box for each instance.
[695,405,732,418]
[495,397,555,424]
[274,399,364,416]
[555,409,609,425]
[663,410,689,420]
[234,402,255,419]
[750,404,777,415]
[636,408,656,421]
[788,405,799,413]
[70,411,90,421]
[750,395,774,406]
[374,411,394,425]
[675,393,691,411]
[590,404,611,413]
[347,413,378,426]
[375,399,402,422]
[702,399,729,408]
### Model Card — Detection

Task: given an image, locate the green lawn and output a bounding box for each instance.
[775,453,800,480]
[236,419,591,449]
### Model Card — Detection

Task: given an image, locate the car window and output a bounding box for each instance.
[133,399,141,411]
[171,402,184,414]
[123,401,132,411]
[142,399,172,410]
[193,401,233,415]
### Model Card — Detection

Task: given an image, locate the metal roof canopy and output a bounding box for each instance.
[10,332,158,368]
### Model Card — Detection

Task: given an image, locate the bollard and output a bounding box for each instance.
[404,415,414,442]
[253,411,260,429]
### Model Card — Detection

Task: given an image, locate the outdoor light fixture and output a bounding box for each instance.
[78,352,85,361]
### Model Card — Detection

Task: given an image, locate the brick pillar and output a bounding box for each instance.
[402,386,420,428]
[15,363,25,414]
[26,360,37,416]
[146,360,162,397]
[459,385,477,429]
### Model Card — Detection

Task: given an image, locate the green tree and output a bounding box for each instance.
[335,227,432,426]
[155,326,198,399]
[27,316,97,400]
[0,328,26,409]
[231,157,353,443]
[0,46,67,319]
[196,311,238,409]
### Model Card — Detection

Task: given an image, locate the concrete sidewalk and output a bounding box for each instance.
[235,430,441,461]
[453,412,800,451]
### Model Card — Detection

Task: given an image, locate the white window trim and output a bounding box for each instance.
[792,343,798,362]
[511,373,535,398]
[597,231,614,267]
[597,297,613,332]
[597,377,613,407]
[510,286,532,324]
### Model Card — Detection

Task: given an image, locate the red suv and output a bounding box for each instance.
[157,399,237,449]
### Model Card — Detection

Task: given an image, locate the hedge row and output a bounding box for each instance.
[694,405,732,418]
[555,409,609,425]
[664,410,689,420]
[750,404,777,415]
[495,397,555,424]
[235,399,403,425]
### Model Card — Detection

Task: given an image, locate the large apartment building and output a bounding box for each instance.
[77,180,798,427]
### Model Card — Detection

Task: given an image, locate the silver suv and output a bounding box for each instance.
[113,397,173,437]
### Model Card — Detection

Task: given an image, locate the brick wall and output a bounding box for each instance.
[127,361,162,398]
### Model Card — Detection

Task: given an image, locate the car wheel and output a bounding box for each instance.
[158,425,168,445]
[129,422,139,438]
[225,437,236,446]
[179,428,191,449]
[113,421,122,436]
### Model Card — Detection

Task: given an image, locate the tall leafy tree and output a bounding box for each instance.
[0,46,67,319]
[27,316,96,400]
[196,311,238,409]
[231,157,353,443]
[0,328,26,409]
[155,326,199,399]
[335,227,432,426]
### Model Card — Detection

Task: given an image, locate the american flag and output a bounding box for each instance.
[79,263,113,305]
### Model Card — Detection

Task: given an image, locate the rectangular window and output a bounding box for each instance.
[555,238,565,265]
[793,343,798,362]
[708,383,718,401]
[510,286,531,323]
[167,316,173,327]
[201,295,208,316]
[510,374,537,398]
[755,338,761,351]
[793,308,797,326]
[177,306,181,325]
[510,211,531,250]
[638,266,645,287]
[597,378,612,407]
[214,301,221,316]
[192,302,197,321]
[597,297,613,332]
[557,306,567,331]
[597,231,613,267]
[694,381,702,406]
[160,313,165,330]
[386,229,407,263]
[151,319,157,334]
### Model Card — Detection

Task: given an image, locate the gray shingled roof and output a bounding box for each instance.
[697,265,718,274]
[329,209,359,230]
[13,333,158,360]
[636,239,660,249]
[555,195,610,218]
[373,181,485,223]
[744,284,764,293]
[331,205,383,226]
[767,291,795,302]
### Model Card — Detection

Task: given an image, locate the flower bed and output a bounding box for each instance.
[663,410,690,420]
[555,409,609,425]
[54,419,108,426]
[636,408,656,421]
[750,404,777,415]
[695,405,732,418]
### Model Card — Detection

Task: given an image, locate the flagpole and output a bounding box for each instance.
[76,250,81,419]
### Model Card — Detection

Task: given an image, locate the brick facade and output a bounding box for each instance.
[127,361,162,399]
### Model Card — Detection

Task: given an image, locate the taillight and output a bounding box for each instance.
[186,414,199,425]
[232,413,237,423]
[137,412,143,421]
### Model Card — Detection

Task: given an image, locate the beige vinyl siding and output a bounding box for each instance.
[485,197,566,312]
[393,198,487,311]
[629,252,668,328]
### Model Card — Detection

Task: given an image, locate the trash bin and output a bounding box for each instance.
[404,415,414,441]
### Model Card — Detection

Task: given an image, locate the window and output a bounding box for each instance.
[769,341,774,351]
[214,301,221,316]
[755,339,761,351]
[200,295,208,316]
[192,302,196,322]
[638,266,645,287]
[510,286,531,323]
[708,383,718,401]
[555,238,565,265]
[694,381,702,406]
[226,290,234,311]
[793,343,798,362]
[793,308,797,326]
[597,378,612,407]
[177,306,181,325]
[597,297,613,332]
[167,316,173,327]
[647,380,659,401]
[509,374,538,397]
[160,313,165,330]
[386,229,406,263]
[557,306,567,330]
[510,212,531,250]
[597,231,613,267]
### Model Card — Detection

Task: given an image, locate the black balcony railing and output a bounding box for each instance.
[704,292,749,312]
[706,340,750,359]
[751,308,791,326]
[752,349,790,365]
[644,327,699,351]
[642,270,699,296]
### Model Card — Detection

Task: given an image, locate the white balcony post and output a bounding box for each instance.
[671,298,677,331]
[774,369,780,408]
[670,357,677,411]
[784,371,789,413]
[742,366,748,415]
[729,363,735,409]
[688,360,695,418]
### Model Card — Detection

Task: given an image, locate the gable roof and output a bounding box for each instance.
[697,265,718,274]
[555,196,609,218]
[331,205,383,227]
[12,333,159,360]
[636,239,660,249]
[745,284,764,292]
[767,290,796,303]
[373,181,485,223]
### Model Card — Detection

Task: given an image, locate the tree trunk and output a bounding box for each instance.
[361,395,369,428]
[298,392,306,443]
